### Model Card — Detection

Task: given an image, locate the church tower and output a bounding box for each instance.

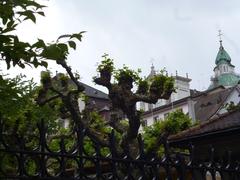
[209,31,240,89]
[139,65,191,112]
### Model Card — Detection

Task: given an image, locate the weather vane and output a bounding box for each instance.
[218,30,224,47]
[218,30,223,43]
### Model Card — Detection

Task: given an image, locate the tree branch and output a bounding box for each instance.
[37,94,60,106]
[57,60,84,92]
[105,117,128,134]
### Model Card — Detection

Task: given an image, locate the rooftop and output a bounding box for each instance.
[215,45,231,65]
[169,110,240,144]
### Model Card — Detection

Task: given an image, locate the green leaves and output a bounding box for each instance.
[56,32,86,51]
[1,21,17,33]
[57,32,85,42]
[0,73,62,137]
[0,1,85,69]
[32,39,46,49]
[37,11,45,16]
[149,73,174,99]
[114,65,141,86]
[143,109,192,153]
[41,44,67,61]
[0,1,45,68]
[70,32,86,41]
[57,34,72,41]
[41,61,48,68]
[137,80,149,95]
[68,41,76,50]
[96,54,114,73]
[18,10,36,23]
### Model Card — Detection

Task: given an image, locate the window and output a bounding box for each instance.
[148,104,153,111]
[142,120,148,127]
[178,108,183,112]
[164,113,169,119]
[153,116,159,123]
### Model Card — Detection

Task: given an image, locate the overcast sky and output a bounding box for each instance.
[4,0,240,92]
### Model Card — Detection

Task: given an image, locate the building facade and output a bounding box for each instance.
[209,40,240,89]
[141,38,240,130]
[139,65,192,112]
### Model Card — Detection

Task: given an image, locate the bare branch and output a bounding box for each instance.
[37,94,60,106]
[86,128,109,147]
[57,60,84,92]
[94,76,111,89]
[105,117,128,134]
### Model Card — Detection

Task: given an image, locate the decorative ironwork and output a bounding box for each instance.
[0,118,240,179]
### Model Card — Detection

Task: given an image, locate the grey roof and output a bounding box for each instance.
[169,110,240,143]
[143,86,227,118]
[194,87,233,121]
[52,73,109,100]
[79,82,109,100]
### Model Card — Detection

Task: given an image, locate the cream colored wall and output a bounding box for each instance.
[139,103,189,132]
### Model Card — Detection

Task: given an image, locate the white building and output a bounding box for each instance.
[140,65,192,112]
[140,38,240,130]
[139,65,194,130]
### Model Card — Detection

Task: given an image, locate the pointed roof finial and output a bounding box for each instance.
[150,63,156,76]
[215,30,232,65]
[150,58,156,75]
[151,63,154,70]
[147,59,156,78]
[218,30,223,47]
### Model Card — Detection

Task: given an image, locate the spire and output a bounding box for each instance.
[147,63,156,78]
[151,63,154,72]
[209,31,240,89]
[215,30,231,65]
[218,30,223,48]
[150,63,156,75]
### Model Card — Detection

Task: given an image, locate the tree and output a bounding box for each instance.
[94,54,175,148]
[0,0,110,152]
[0,0,90,143]
[143,109,193,155]
[0,0,84,69]
[0,0,84,136]
[0,0,175,154]
[0,72,66,141]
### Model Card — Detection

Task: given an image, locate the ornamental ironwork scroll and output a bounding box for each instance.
[0,118,240,179]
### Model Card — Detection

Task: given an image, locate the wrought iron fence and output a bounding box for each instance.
[0,118,240,180]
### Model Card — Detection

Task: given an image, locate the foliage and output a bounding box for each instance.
[114,65,142,86]
[1,0,175,161]
[96,54,114,74]
[0,0,114,174]
[143,109,192,155]
[137,79,149,94]
[94,54,175,148]
[225,101,240,112]
[0,73,62,135]
[0,0,84,137]
[95,55,175,94]
[0,0,84,69]
[88,111,111,134]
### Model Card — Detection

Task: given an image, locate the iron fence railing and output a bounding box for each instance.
[0,119,240,179]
